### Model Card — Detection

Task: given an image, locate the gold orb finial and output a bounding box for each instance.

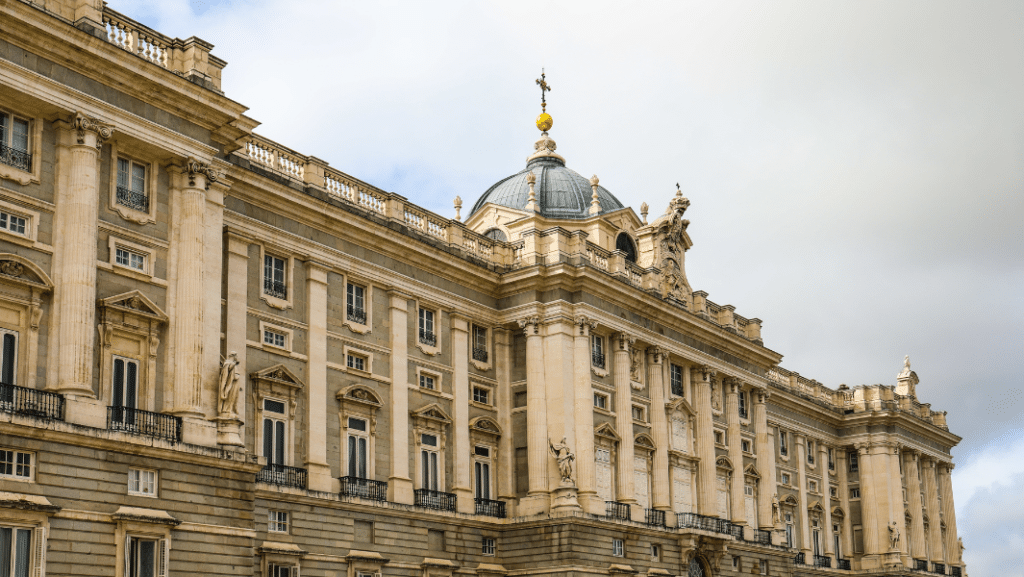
[536,112,553,132]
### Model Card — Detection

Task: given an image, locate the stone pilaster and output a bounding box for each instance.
[752,390,774,529]
[867,442,895,558]
[613,332,636,504]
[450,314,473,513]
[647,347,670,511]
[543,319,576,497]
[724,378,745,526]
[820,443,834,558]
[939,463,958,566]
[837,449,853,559]
[692,365,717,516]
[495,328,515,506]
[574,317,602,514]
[387,291,413,503]
[220,232,249,446]
[905,451,928,560]
[304,261,331,492]
[857,444,881,562]
[922,457,943,564]
[888,444,909,562]
[795,433,811,556]
[518,317,549,515]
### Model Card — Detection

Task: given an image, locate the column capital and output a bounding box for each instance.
[614,332,636,351]
[690,364,716,382]
[753,389,770,404]
[185,157,221,190]
[723,376,742,394]
[517,316,541,335]
[56,111,113,149]
[646,346,664,364]
[574,315,597,337]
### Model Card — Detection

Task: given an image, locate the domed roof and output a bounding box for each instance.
[470,156,625,220]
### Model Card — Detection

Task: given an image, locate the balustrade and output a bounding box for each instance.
[644,508,666,527]
[107,406,181,442]
[813,555,831,569]
[0,144,31,172]
[605,501,631,521]
[414,489,456,511]
[257,464,308,489]
[102,11,171,68]
[0,383,64,421]
[339,476,387,501]
[677,512,734,535]
[837,559,852,571]
[474,498,506,518]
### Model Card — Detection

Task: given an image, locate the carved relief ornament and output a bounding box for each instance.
[185,157,220,189]
[517,316,540,335]
[653,189,694,302]
[69,112,113,148]
[574,316,597,336]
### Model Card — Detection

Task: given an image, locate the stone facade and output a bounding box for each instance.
[0,1,965,577]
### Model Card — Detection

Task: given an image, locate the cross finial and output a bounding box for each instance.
[536,68,551,113]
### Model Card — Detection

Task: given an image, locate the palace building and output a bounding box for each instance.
[0,1,966,577]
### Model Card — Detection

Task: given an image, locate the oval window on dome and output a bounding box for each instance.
[616,232,637,263]
[484,228,507,242]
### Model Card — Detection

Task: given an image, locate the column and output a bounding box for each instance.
[905,451,927,561]
[495,328,515,506]
[837,449,853,560]
[543,320,576,494]
[795,433,811,556]
[692,365,717,516]
[387,291,413,503]
[450,315,473,513]
[922,457,943,565]
[939,463,959,567]
[753,390,774,529]
[304,262,331,492]
[613,333,636,504]
[857,444,881,560]
[889,444,909,561]
[220,232,249,446]
[820,443,834,559]
[724,378,746,526]
[574,317,601,514]
[51,114,112,405]
[647,347,670,511]
[202,174,227,422]
[519,317,549,513]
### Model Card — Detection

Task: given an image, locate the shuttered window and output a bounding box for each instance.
[112,357,139,409]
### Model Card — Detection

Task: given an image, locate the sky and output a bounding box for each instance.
[115,1,1022,573]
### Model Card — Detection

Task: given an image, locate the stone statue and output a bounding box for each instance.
[711,382,722,411]
[549,437,575,484]
[888,521,900,550]
[958,537,964,556]
[771,493,781,526]
[898,355,913,378]
[218,351,241,418]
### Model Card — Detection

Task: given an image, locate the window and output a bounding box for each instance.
[263,328,286,349]
[738,390,748,419]
[779,431,788,456]
[812,519,822,556]
[651,544,660,561]
[670,363,683,396]
[346,283,366,324]
[347,417,368,479]
[591,335,605,368]
[833,524,841,558]
[612,539,624,557]
[268,510,288,533]
[514,391,527,408]
[482,538,495,556]
[418,308,436,346]
[594,392,608,410]
[830,486,838,498]
[631,405,646,422]
[115,247,147,271]
[714,430,725,446]
[808,479,819,493]
[616,232,637,263]
[474,446,491,500]
[760,560,768,575]
[128,468,157,496]
[849,452,859,472]
[807,440,815,465]
[421,434,439,490]
[126,535,166,577]
[781,472,791,485]
[263,254,287,299]
[741,440,752,453]
[268,564,297,577]
[0,449,32,480]
[483,228,507,241]
[0,330,16,386]
[0,111,31,171]
[116,157,149,213]
[472,325,488,363]
[785,513,794,548]
[828,448,835,470]
[112,356,140,410]
[419,374,435,390]
[347,353,366,372]
[472,386,489,405]
[262,399,287,466]
[850,487,861,499]
[732,556,739,569]
[0,211,27,236]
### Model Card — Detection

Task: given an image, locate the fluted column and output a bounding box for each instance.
[520,317,549,498]
[613,333,636,503]
[939,463,958,566]
[922,457,943,563]
[725,378,746,526]
[820,443,834,558]
[451,314,473,513]
[905,451,927,560]
[837,449,853,559]
[857,444,881,558]
[692,365,717,516]
[387,291,413,503]
[647,347,670,510]
[888,444,909,560]
[220,232,249,446]
[574,317,601,514]
[795,433,811,555]
[495,328,515,505]
[305,262,331,491]
[753,390,774,529]
[51,114,112,397]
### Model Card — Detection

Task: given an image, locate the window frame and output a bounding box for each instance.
[631,403,647,424]
[346,416,370,480]
[0,448,34,482]
[0,200,39,246]
[612,538,624,557]
[471,384,492,407]
[415,366,443,395]
[780,472,791,486]
[259,322,293,354]
[268,510,289,533]
[419,433,441,491]
[481,537,496,557]
[0,328,19,388]
[593,391,610,411]
[106,142,158,225]
[258,246,294,310]
[591,334,606,370]
[670,363,684,397]
[127,468,158,497]
[261,397,291,467]
[473,444,493,501]
[779,430,789,458]
[0,106,41,184]
[470,324,490,367]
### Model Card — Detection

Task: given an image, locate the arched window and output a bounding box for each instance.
[616,232,637,262]
[484,228,507,242]
[688,557,706,577]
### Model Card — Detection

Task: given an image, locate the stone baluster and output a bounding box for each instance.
[820,443,835,559]
[518,317,549,515]
[795,433,812,556]
[725,378,746,527]
[647,347,670,511]
[905,450,928,560]
[753,390,774,529]
[692,365,717,516]
[451,314,473,513]
[613,333,636,504]
[922,457,944,565]
[574,317,601,514]
[305,261,331,491]
[387,291,413,504]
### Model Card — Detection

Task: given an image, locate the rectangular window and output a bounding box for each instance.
[127,535,165,577]
[738,390,748,419]
[594,392,608,410]
[830,486,838,498]
[346,354,366,372]
[268,564,296,577]
[0,525,32,577]
[760,560,768,575]
[263,329,286,348]
[418,308,436,346]
[128,468,157,497]
[850,487,861,499]
[482,537,495,556]
[419,374,435,390]
[670,363,683,396]
[474,460,491,500]
[0,112,32,172]
[714,430,725,445]
[111,356,139,409]
[421,434,439,491]
[781,472,791,485]
[346,282,366,324]
[651,544,660,561]
[808,479,819,493]
[347,418,368,479]
[0,211,27,236]
[263,399,287,466]
[591,335,605,368]
[741,439,752,453]
[828,448,835,470]
[785,514,794,548]
[116,158,149,213]
[263,254,287,299]
[472,386,489,405]
[0,330,16,386]
[849,452,859,472]
[0,449,32,480]
[807,440,816,465]
[779,431,788,456]
[472,325,488,362]
[268,510,289,533]
[514,391,527,408]
[115,247,147,271]
[612,538,624,557]
[631,405,645,422]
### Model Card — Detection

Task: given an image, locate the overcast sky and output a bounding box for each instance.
[116,1,1022,573]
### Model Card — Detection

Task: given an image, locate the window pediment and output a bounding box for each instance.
[595,422,620,442]
[250,364,304,390]
[665,396,696,416]
[412,403,452,426]
[0,491,60,514]
[781,495,799,507]
[470,416,501,437]
[635,433,656,451]
[337,385,382,408]
[0,254,53,291]
[98,290,168,324]
[715,456,733,471]
[744,464,761,479]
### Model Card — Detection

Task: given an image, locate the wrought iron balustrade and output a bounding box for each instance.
[950,566,961,577]
[728,523,744,540]
[837,559,851,571]
[419,329,436,347]
[748,528,771,545]
[414,489,456,511]
[263,280,287,299]
[0,383,64,421]
[107,406,181,442]
[671,382,684,397]
[592,351,605,368]
[474,498,506,518]
[933,563,946,575]
[257,464,307,489]
[813,555,831,568]
[347,308,367,325]
[605,501,631,521]
[472,347,488,363]
[793,552,806,565]
[339,476,387,501]
[914,559,929,571]
[116,185,149,212]
[677,512,734,535]
[644,508,666,527]
[0,144,31,172]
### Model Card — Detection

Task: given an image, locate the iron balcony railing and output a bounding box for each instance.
[263,280,287,299]
[107,406,181,442]
[257,464,308,489]
[671,382,684,397]
[728,523,744,540]
[339,476,387,501]
[414,489,456,511]
[837,559,851,571]
[915,559,929,571]
[677,512,734,536]
[950,567,961,577]
[474,498,506,518]
[644,508,666,527]
[0,144,31,172]
[419,329,436,347]
[115,185,149,213]
[592,351,606,368]
[472,347,488,363]
[347,307,367,325]
[793,552,806,565]
[933,563,946,575]
[0,383,64,421]
[605,501,631,521]
[813,555,831,569]
[748,528,771,545]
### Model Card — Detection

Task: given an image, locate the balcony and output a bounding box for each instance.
[677,512,734,536]
[837,559,851,571]
[605,501,631,521]
[915,559,929,571]
[813,555,831,569]
[644,508,666,527]
[116,185,149,213]
[472,347,488,363]
[414,489,456,511]
[0,383,64,421]
[263,280,287,300]
[728,523,744,540]
[950,567,961,577]
[793,553,806,565]
[474,498,506,518]
[418,329,436,347]
[748,528,771,545]
[591,351,606,369]
[107,406,181,442]
[257,464,308,489]
[346,308,367,325]
[933,563,946,575]
[339,476,386,501]
[0,144,31,172]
